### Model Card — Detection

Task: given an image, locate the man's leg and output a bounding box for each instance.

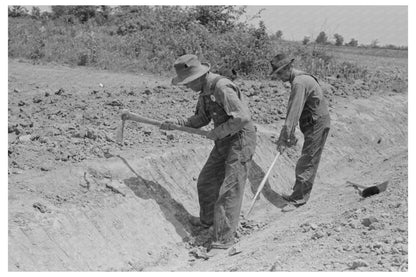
[212,133,256,245]
[197,145,226,227]
[290,119,330,204]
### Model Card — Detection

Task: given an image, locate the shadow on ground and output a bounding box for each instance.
[248,161,287,209]
[117,156,196,238]
[117,156,287,246]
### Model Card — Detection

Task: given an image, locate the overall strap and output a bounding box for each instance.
[308,74,320,85]
[210,76,226,93]
[210,76,242,100]
[294,70,320,85]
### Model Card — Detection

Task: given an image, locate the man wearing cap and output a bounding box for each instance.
[270,53,331,212]
[162,54,257,250]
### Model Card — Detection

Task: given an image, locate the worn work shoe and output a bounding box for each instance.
[210,241,234,250]
[281,194,295,202]
[281,200,306,212]
[189,216,211,229]
[281,203,298,212]
[207,240,236,257]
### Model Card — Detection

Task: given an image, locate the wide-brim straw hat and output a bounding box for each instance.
[270,53,294,75]
[172,54,211,85]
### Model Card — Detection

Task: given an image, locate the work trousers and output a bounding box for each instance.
[290,114,330,204]
[197,129,256,243]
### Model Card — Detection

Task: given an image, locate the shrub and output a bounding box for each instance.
[334,33,344,46]
[315,31,328,44]
[8,6,28,18]
[191,5,245,33]
[31,7,41,19]
[271,30,283,40]
[346,38,358,47]
[8,6,275,78]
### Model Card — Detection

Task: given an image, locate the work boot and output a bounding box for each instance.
[281,203,297,212]
[207,240,236,257]
[210,240,234,250]
[281,201,306,212]
[189,216,211,229]
[281,194,306,212]
[281,194,294,203]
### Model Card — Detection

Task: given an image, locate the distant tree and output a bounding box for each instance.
[8,6,29,17]
[271,30,283,40]
[370,39,379,48]
[97,6,111,20]
[51,6,76,23]
[384,44,407,50]
[253,20,268,40]
[251,20,270,48]
[315,31,328,44]
[114,6,167,35]
[191,5,246,33]
[51,6,68,18]
[346,38,358,47]
[31,6,41,19]
[40,11,52,21]
[334,33,344,46]
[93,5,112,25]
[51,6,107,23]
[302,36,310,45]
[69,6,96,23]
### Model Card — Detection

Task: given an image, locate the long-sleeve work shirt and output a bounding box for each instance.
[184,73,255,140]
[282,69,330,139]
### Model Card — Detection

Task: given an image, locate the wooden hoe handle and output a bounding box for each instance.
[121,110,210,137]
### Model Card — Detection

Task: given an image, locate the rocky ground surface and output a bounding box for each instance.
[9,55,407,173]
[8,53,408,271]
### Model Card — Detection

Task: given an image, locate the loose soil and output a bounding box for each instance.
[8,55,408,271]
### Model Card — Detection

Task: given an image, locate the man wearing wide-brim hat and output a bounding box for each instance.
[162,54,257,250]
[270,53,331,212]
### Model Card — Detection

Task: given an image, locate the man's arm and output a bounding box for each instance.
[277,82,306,149]
[183,96,211,128]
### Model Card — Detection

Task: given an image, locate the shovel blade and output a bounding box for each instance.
[361,181,389,198]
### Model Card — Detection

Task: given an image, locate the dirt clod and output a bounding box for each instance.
[32,202,50,213]
[312,230,325,240]
[361,216,378,227]
[349,259,369,269]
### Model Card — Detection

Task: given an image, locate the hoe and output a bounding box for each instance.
[116,109,209,144]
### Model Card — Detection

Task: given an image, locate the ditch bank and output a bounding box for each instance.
[8,93,407,271]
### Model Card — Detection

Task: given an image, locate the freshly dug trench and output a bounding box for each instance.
[8,94,407,271]
[8,127,293,271]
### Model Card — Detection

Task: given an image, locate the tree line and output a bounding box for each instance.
[270,29,406,50]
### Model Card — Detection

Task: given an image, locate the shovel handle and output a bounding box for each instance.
[245,152,281,218]
[121,110,210,138]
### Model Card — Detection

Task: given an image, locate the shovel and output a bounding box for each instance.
[346,180,389,198]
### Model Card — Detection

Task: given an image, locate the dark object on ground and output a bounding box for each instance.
[347,180,389,198]
[362,181,389,197]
